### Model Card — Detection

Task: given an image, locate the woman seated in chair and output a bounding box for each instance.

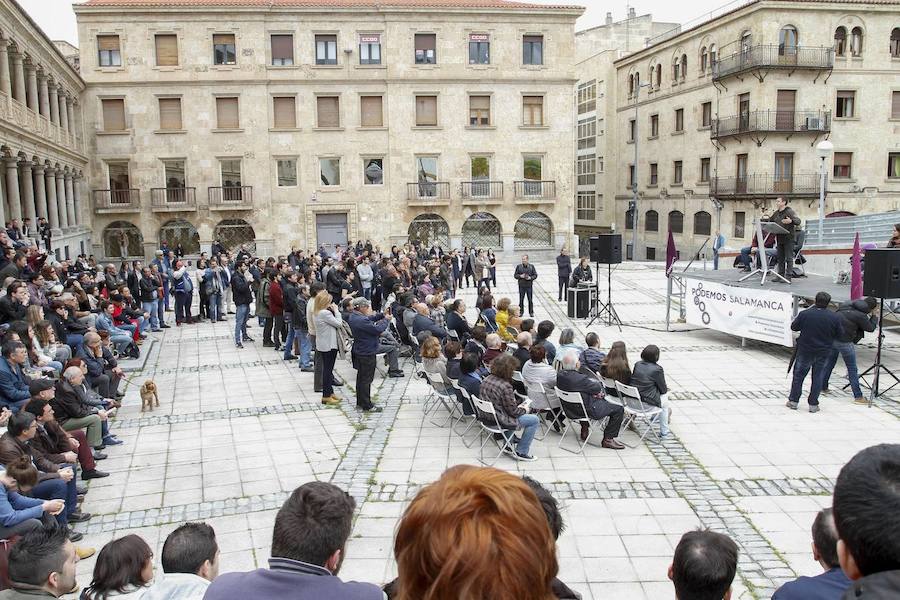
[599,341,631,396]
[557,328,583,357]
[521,345,564,433]
[421,336,452,396]
[495,297,514,342]
[629,344,671,437]
[478,354,541,462]
[508,305,523,334]
[479,293,498,333]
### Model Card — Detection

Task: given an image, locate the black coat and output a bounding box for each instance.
[835,299,878,344]
[138,275,158,302]
[514,263,538,288]
[0,297,26,325]
[231,273,254,306]
[841,571,900,600]
[556,254,572,278]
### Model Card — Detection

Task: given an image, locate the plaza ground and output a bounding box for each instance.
[70,261,900,600]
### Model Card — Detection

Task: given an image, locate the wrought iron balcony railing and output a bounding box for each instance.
[208,186,253,209]
[93,189,140,212]
[712,45,833,80]
[514,180,556,200]
[461,180,504,201]
[712,110,831,140]
[407,181,451,203]
[150,187,197,211]
[711,173,820,199]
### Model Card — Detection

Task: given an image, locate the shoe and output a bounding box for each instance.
[92,450,107,460]
[274,345,283,352]
[161,324,171,329]
[601,438,626,450]
[77,494,84,503]
[820,387,830,395]
[263,342,275,347]
[75,545,95,559]
[76,485,88,496]
[139,334,148,339]
[82,469,109,480]
[580,422,590,442]
[115,391,126,399]
[243,336,255,342]
[809,405,820,413]
[68,530,83,542]
[785,400,799,410]
[854,397,868,405]
[228,310,236,314]
[515,452,537,462]
[236,343,244,349]
[321,396,341,406]
[151,329,162,333]
[93,444,106,451]
[217,318,226,322]
[333,379,344,387]
[360,405,384,413]
[283,354,298,360]
[68,511,92,523]
[388,370,405,378]
[102,436,123,446]
[300,366,314,372]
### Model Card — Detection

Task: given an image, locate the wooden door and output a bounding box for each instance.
[738,93,750,131]
[776,90,796,131]
[736,154,748,193]
[774,153,794,193]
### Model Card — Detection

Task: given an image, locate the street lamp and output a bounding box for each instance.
[815,139,834,245]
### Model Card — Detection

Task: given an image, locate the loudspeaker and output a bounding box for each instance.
[590,234,622,264]
[863,249,900,298]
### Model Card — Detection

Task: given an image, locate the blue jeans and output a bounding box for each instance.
[234,304,250,344]
[162,280,170,309]
[283,326,296,358]
[789,350,830,406]
[208,293,222,321]
[297,330,312,368]
[31,475,76,525]
[822,341,862,398]
[119,322,137,339]
[505,413,540,456]
[142,300,159,330]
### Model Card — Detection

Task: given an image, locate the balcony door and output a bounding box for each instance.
[775,90,796,131]
[108,162,131,205]
[774,152,794,193]
[220,159,243,202]
[470,156,490,197]
[416,156,438,197]
[523,155,543,196]
[163,160,186,203]
[738,93,750,131]
[736,154,748,193]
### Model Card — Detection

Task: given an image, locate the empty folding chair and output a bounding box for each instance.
[554,387,597,454]
[448,378,479,447]
[615,381,663,447]
[425,371,459,427]
[471,396,518,466]
[529,381,564,440]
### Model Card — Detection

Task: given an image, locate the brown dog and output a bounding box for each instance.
[140,380,159,412]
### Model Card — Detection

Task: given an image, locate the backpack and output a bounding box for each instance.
[123,342,140,359]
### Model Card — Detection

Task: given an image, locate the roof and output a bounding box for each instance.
[77,0,582,9]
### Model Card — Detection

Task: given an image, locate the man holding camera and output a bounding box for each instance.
[348,298,396,413]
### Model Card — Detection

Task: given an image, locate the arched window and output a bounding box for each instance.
[892,28,900,58]
[408,213,450,248]
[159,219,200,254]
[834,26,847,56]
[514,211,553,249]
[680,54,687,80]
[102,221,143,259]
[628,74,634,96]
[700,46,708,72]
[850,27,863,56]
[672,57,680,81]
[779,25,798,56]
[214,219,256,254]
[645,210,659,232]
[625,208,634,230]
[655,64,662,87]
[668,210,684,234]
[693,211,712,236]
[709,43,717,66]
[462,212,501,248]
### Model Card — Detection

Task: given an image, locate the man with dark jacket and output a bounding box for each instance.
[765,197,801,281]
[788,292,844,413]
[411,303,447,340]
[556,247,571,302]
[48,300,87,350]
[0,281,28,325]
[821,297,878,405]
[347,298,393,412]
[325,262,354,305]
[514,254,538,317]
[231,261,254,348]
[51,368,105,450]
[138,266,161,331]
[772,507,851,600]
[555,352,625,449]
[0,341,31,412]
[293,284,313,371]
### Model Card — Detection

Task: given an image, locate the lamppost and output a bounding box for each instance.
[631,80,650,261]
[815,139,833,245]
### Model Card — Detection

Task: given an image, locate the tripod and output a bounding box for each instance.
[849,299,900,406]
[587,262,622,331]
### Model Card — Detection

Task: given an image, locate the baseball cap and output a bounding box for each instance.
[351,297,371,309]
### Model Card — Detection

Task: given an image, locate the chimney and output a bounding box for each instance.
[628,7,636,18]
[605,12,613,25]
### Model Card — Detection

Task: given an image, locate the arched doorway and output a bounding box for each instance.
[214,219,257,254]
[159,219,200,255]
[408,213,450,249]
[102,221,143,259]
[462,212,501,249]
[514,211,553,249]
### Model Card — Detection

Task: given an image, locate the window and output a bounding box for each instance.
[360,96,383,127]
[673,161,683,184]
[892,28,900,58]
[834,27,846,57]
[672,58,680,81]
[734,211,746,238]
[576,191,596,221]
[655,64,662,87]
[276,159,297,187]
[523,155,542,181]
[364,158,383,185]
[650,114,659,137]
[359,34,381,65]
[709,44,717,66]
[698,102,711,128]
[628,74,635,97]
[700,157,711,183]
[101,98,126,131]
[108,162,130,191]
[628,165,636,189]
[779,25,798,56]
[215,97,239,129]
[273,96,296,129]
[668,210,683,234]
[523,35,543,65]
[155,34,178,67]
[316,96,340,128]
[850,27,863,57]
[645,210,659,232]
[628,118,636,142]
[220,159,241,187]
[674,108,684,132]
[889,153,900,178]
[700,46,708,72]
[319,158,341,186]
[470,156,490,191]
[523,96,543,126]
[680,54,687,80]
[416,156,439,196]
[415,95,437,126]
[893,91,900,119]
[649,163,658,186]
[577,80,596,114]
[577,155,595,186]
[694,211,712,236]
[415,33,436,64]
[646,247,656,261]
[577,117,596,149]
[163,160,185,189]
[213,34,236,65]
[836,91,855,118]
[271,34,294,66]
[833,152,852,178]
[469,34,490,65]
[469,95,491,126]
[158,97,182,130]
[625,208,634,230]
[97,35,121,67]
[315,34,337,65]
[597,156,604,173]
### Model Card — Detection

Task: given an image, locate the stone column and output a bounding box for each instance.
[72,173,81,226]
[64,171,75,227]
[37,73,50,117]
[10,51,25,104]
[55,170,68,229]
[48,80,59,126]
[25,62,38,112]
[32,163,47,221]
[66,97,75,134]
[57,88,68,133]
[45,167,59,229]
[4,157,21,222]
[19,160,36,224]
[0,39,10,97]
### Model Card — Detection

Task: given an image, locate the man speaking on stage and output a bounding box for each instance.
[765,197,801,282]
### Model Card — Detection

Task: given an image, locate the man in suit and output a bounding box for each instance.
[765,196,800,281]
[555,353,625,449]
[513,254,538,317]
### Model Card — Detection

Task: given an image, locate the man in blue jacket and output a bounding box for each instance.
[0,341,31,413]
[788,291,844,413]
[347,298,398,413]
[772,507,851,600]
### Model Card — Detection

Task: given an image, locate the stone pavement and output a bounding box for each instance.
[69,261,900,599]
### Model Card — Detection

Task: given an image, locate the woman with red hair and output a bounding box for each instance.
[392,465,559,600]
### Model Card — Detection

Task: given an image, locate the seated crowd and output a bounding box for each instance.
[3,442,896,600]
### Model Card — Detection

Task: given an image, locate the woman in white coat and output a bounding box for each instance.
[313,289,343,407]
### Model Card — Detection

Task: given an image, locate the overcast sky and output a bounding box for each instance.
[20,0,734,45]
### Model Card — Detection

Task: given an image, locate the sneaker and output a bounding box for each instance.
[360,405,384,413]
[82,469,109,480]
[283,354,298,360]
[514,452,537,462]
[785,401,799,410]
[236,343,244,349]
[300,366,314,372]
[388,370,405,378]
[809,405,820,413]
[92,451,107,461]
[854,397,868,405]
[243,336,255,342]
[102,436,123,446]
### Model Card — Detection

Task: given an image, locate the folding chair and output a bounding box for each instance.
[554,387,596,454]
[600,375,623,407]
[506,326,520,338]
[615,381,663,447]
[447,329,460,342]
[793,229,808,277]
[529,380,564,440]
[425,371,459,427]
[471,396,517,466]
[448,378,479,446]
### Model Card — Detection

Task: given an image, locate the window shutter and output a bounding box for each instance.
[273,97,296,129]
[158,98,182,130]
[834,152,852,167]
[416,96,437,126]
[523,35,543,44]
[360,96,383,127]
[216,97,239,129]
[523,95,543,126]
[97,35,120,51]
[271,35,293,62]
[415,34,435,51]
[470,96,490,111]
[317,96,340,128]
[101,99,126,131]
[213,34,234,45]
[893,91,900,119]
[155,35,178,66]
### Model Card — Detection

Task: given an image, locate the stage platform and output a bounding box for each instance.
[673,267,851,304]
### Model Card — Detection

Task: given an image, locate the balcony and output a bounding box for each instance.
[208,186,253,210]
[712,110,831,141]
[711,173,820,199]
[93,189,141,213]
[407,181,451,206]
[0,92,84,155]
[461,180,504,205]
[151,187,197,212]
[514,180,556,203]
[712,45,833,82]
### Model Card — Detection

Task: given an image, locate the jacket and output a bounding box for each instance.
[348,312,389,356]
[356,264,374,289]
[513,346,531,370]
[314,308,343,352]
[51,380,95,423]
[572,264,592,285]
[412,314,447,340]
[792,306,844,355]
[514,263,538,288]
[773,567,850,600]
[0,486,44,528]
[173,266,194,294]
[231,272,253,306]
[138,275,158,302]
[835,300,878,344]
[96,312,131,339]
[0,297,26,325]
[0,433,59,479]
[142,573,210,600]
[556,368,604,406]
[31,421,73,465]
[77,346,108,381]
[521,360,558,392]
[293,295,309,330]
[767,205,801,236]
[0,358,30,412]
[556,254,572,278]
[473,257,488,280]
[478,374,524,430]
[579,347,606,373]
[255,280,272,318]
[630,360,667,407]
[306,295,318,337]
[446,311,471,341]
[841,571,900,600]
[268,280,284,316]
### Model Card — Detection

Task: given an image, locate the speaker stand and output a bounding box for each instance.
[846,299,900,405]
[587,262,622,331]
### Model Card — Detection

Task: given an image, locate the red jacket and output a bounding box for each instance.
[269,280,284,316]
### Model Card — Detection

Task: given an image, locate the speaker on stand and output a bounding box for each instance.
[855,249,900,405]
[587,234,623,330]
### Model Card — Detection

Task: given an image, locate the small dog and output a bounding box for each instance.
[140,380,160,412]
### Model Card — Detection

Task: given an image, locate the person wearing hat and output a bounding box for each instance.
[347,298,399,413]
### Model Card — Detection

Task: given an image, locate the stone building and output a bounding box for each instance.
[74,0,583,259]
[0,0,90,261]
[579,0,900,261]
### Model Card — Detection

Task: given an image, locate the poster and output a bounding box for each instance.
[684,278,794,346]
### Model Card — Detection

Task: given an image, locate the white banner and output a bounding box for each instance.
[684,278,794,346]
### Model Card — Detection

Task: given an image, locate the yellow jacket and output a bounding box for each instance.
[496,309,513,341]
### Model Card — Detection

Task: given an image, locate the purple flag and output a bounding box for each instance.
[851,233,863,300]
[665,230,677,277]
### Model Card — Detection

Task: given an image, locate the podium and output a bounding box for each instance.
[740,219,790,285]
[568,286,595,318]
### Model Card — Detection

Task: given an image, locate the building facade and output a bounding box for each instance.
[74,0,583,259]
[0,0,90,261]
